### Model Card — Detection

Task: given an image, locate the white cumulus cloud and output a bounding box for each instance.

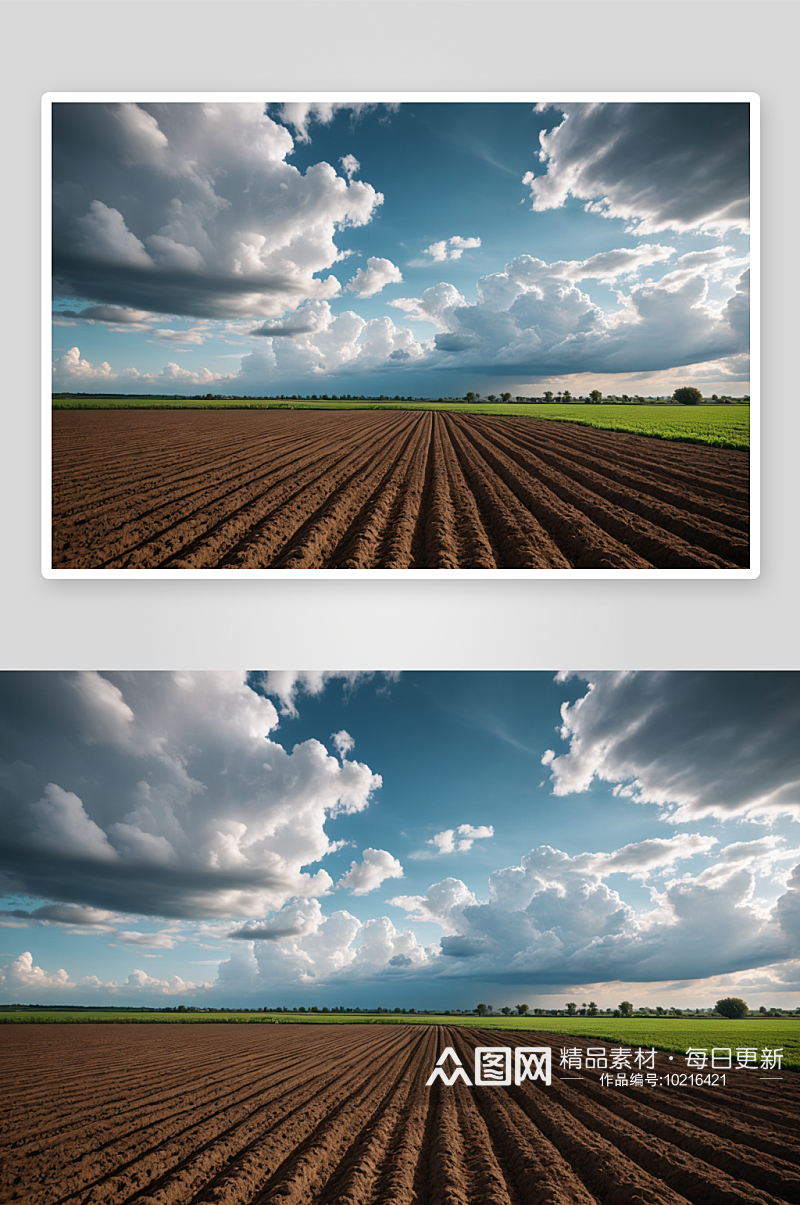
[422,235,481,263]
[53,102,384,320]
[338,848,404,895]
[253,671,385,718]
[52,346,113,380]
[428,824,494,854]
[346,257,403,298]
[0,951,69,992]
[0,672,382,920]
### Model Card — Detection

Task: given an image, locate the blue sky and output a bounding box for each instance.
[1,672,797,1010]
[51,100,751,400]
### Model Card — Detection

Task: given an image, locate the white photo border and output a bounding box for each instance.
[42,91,760,580]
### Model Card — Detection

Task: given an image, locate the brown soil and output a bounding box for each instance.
[51,411,750,570]
[1,1025,796,1205]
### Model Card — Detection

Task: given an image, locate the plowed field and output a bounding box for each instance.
[2,1025,797,1205]
[51,410,750,570]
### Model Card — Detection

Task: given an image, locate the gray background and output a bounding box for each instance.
[2,0,795,670]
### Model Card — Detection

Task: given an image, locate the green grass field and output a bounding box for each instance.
[52,399,750,451]
[2,1011,794,1068]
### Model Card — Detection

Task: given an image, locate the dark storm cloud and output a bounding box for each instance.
[52,254,316,322]
[544,672,800,821]
[250,319,320,338]
[0,673,380,921]
[440,936,485,958]
[0,903,114,926]
[53,304,153,325]
[527,102,750,233]
[51,102,382,321]
[434,333,477,352]
[0,842,299,921]
[228,924,305,941]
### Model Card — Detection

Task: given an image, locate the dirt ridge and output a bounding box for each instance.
[52,411,750,570]
[2,1025,797,1205]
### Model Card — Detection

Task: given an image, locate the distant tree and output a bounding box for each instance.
[587,1001,598,1016]
[716,997,749,1018]
[673,386,703,405]
[562,389,572,402]
[589,389,602,403]
[476,1002,488,1015]
[516,1003,530,1015]
[619,1000,634,1017]
[501,1006,512,1015]
[465,392,476,403]
[544,390,554,402]
[501,392,512,403]
[566,1001,578,1015]
[487,394,498,403]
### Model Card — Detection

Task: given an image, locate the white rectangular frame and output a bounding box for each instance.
[42,91,759,580]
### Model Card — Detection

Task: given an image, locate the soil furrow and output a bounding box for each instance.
[112,416,412,569]
[467,419,748,563]
[1,1033,344,1157]
[326,410,432,568]
[408,411,463,569]
[470,416,749,533]
[55,1032,397,1205]
[215,417,418,568]
[1,1025,796,1205]
[52,411,751,570]
[52,416,351,522]
[457,418,739,567]
[268,415,425,569]
[0,1028,393,1204]
[52,414,401,567]
[439,417,573,568]
[179,1027,417,1205]
[446,416,647,568]
[316,1027,437,1205]
[567,1075,800,1201]
[429,416,500,569]
[483,417,749,504]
